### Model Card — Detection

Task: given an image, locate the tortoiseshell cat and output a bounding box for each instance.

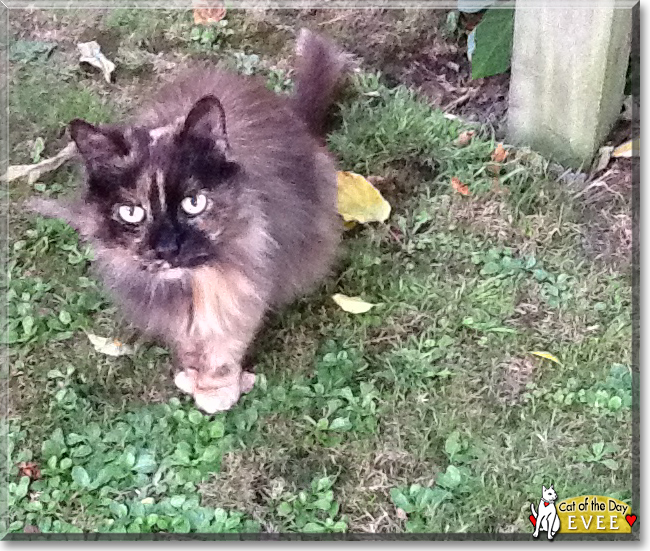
[28,30,348,413]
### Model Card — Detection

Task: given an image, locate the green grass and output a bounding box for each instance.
[3,9,632,536]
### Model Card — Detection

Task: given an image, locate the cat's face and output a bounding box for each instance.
[69,96,241,273]
[542,485,557,502]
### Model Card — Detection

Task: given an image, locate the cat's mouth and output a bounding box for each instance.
[146,259,173,272]
[143,254,212,272]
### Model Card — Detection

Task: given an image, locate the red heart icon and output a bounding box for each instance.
[626,514,637,527]
[529,514,536,527]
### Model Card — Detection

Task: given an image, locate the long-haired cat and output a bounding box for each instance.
[28,29,348,413]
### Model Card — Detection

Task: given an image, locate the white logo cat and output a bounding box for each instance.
[530,485,561,540]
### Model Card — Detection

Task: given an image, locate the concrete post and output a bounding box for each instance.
[507,1,632,169]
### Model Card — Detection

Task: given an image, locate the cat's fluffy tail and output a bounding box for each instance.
[291,28,350,137]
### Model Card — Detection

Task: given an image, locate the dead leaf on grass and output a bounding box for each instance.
[2,142,77,184]
[337,171,391,224]
[454,130,475,147]
[529,351,562,366]
[491,143,508,163]
[86,333,135,357]
[451,177,471,196]
[17,461,41,481]
[77,41,115,83]
[193,0,227,25]
[612,139,638,158]
[332,294,376,314]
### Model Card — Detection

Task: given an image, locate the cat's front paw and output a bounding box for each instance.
[174,369,198,395]
[193,384,242,414]
[173,368,256,414]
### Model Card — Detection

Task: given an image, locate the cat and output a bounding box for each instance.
[27,29,348,414]
[530,484,561,540]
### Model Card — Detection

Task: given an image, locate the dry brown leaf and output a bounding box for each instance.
[86,332,135,356]
[2,142,77,184]
[17,461,41,481]
[491,143,508,163]
[78,41,116,83]
[451,177,470,196]
[455,130,475,147]
[396,507,408,520]
[193,0,226,24]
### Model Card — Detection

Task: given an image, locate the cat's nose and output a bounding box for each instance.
[155,238,179,259]
[152,230,180,260]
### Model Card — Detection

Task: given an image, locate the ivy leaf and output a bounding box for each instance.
[109,501,128,519]
[437,465,462,489]
[328,417,353,432]
[444,431,462,459]
[133,452,157,474]
[277,502,293,517]
[71,466,91,488]
[390,488,415,513]
[9,40,55,62]
[471,8,515,79]
[601,459,619,471]
[15,476,31,499]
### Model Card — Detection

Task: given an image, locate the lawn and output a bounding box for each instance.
[3,8,633,536]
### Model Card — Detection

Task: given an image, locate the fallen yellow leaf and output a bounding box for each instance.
[612,139,638,158]
[86,332,135,357]
[332,293,375,314]
[530,351,562,366]
[337,171,391,224]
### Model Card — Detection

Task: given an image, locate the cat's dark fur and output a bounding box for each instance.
[28,29,348,413]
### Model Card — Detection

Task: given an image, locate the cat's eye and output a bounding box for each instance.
[118,204,146,224]
[181,194,208,216]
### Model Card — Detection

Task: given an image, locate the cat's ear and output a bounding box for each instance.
[542,485,547,493]
[69,119,130,168]
[180,95,229,154]
[550,484,554,490]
